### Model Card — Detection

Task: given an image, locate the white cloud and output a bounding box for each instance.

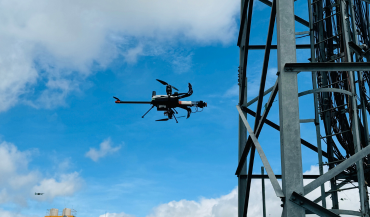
[32,172,83,201]
[0,40,38,111]
[0,141,83,206]
[120,165,365,217]
[57,158,71,171]
[172,53,193,74]
[223,84,239,98]
[0,209,36,217]
[99,212,135,217]
[147,188,238,217]
[85,138,121,162]
[0,0,239,111]
[303,165,365,214]
[123,44,144,64]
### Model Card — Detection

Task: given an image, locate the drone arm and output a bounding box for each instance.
[115,101,152,104]
[178,83,193,99]
[178,106,192,118]
[113,96,152,104]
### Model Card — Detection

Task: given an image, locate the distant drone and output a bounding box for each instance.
[113,79,207,123]
[35,193,44,195]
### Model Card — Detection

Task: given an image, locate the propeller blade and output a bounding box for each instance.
[156,79,168,86]
[157,79,179,91]
[156,118,169,121]
[113,96,120,100]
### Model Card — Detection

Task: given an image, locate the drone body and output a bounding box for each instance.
[114,79,207,123]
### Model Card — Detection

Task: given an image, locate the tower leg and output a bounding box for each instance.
[276,0,304,215]
[238,81,248,217]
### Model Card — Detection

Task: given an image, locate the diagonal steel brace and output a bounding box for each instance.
[235,80,278,176]
[312,179,350,203]
[290,192,340,217]
[304,144,370,195]
[237,105,284,198]
[242,107,334,160]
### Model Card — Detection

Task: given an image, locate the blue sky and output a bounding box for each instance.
[0,0,366,217]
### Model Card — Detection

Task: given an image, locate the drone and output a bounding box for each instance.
[113,79,207,123]
[35,193,44,195]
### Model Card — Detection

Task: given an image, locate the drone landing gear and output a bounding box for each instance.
[142,105,155,118]
[173,114,178,123]
[156,109,179,123]
[171,109,179,123]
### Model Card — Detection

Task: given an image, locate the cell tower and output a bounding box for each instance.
[237,0,370,215]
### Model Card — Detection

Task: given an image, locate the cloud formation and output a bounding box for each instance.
[32,172,83,201]
[0,209,35,217]
[0,0,239,112]
[85,138,121,162]
[147,188,238,217]
[106,165,368,217]
[0,141,83,206]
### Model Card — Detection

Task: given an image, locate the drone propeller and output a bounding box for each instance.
[156,79,179,91]
[156,79,168,86]
[113,96,120,101]
[156,118,169,121]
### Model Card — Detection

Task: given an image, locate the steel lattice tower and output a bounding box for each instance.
[237,0,370,215]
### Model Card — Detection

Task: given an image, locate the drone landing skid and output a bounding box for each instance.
[173,114,178,123]
[156,117,178,123]
[142,105,155,118]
